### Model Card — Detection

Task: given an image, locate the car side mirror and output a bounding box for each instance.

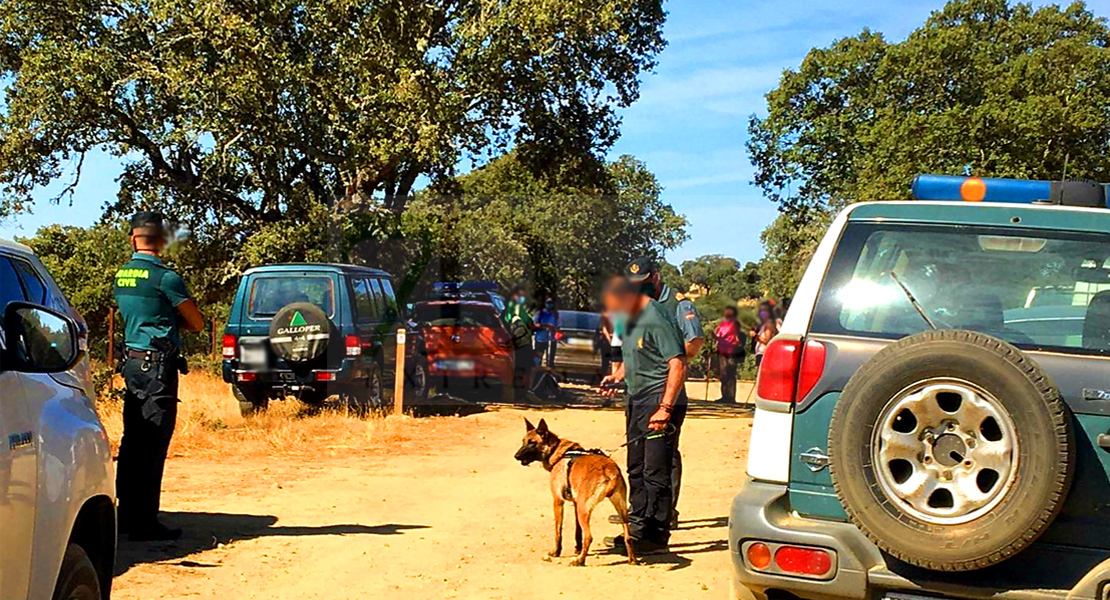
[1,302,81,374]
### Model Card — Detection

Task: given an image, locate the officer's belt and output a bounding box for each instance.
[126,348,166,362]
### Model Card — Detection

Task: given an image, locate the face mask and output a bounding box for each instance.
[638,282,655,297]
[759,311,771,320]
[610,311,629,346]
[545,302,554,309]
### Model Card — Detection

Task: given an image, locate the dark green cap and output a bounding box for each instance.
[130,211,166,236]
[624,256,657,283]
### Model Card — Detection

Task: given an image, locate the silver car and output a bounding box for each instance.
[0,239,115,600]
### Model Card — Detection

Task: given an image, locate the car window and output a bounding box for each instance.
[367,278,386,320]
[560,311,601,331]
[0,255,27,311]
[248,276,335,317]
[378,278,399,317]
[12,258,46,304]
[353,277,378,322]
[812,222,1110,355]
[416,304,499,328]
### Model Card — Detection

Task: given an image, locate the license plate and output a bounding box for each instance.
[240,346,267,365]
[566,337,592,348]
[436,359,475,371]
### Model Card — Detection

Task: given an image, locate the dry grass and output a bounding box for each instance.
[98,372,421,461]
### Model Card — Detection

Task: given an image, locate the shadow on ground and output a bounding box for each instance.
[115,512,428,576]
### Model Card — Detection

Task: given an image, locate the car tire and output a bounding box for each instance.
[366,362,384,407]
[233,385,268,417]
[52,543,101,600]
[829,329,1074,571]
[406,355,430,404]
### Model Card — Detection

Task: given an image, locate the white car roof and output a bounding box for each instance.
[0,237,33,255]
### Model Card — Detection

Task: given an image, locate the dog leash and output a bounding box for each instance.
[602,423,677,455]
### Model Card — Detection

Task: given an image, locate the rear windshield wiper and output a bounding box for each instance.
[887,271,938,330]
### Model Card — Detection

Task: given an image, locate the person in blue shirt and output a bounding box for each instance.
[534,295,560,369]
[113,212,205,541]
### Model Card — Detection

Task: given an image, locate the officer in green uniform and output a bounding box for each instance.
[505,286,536,401]
[625,257,703,526]
[113,212,205,541]
[599,277,687,553]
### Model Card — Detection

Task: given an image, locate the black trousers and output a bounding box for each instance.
[535,340,556,368]
[513,345,534,398]
[116,357,179,529]
[626,394,686,544]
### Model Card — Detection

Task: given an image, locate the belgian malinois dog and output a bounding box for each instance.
[514,418,636,566]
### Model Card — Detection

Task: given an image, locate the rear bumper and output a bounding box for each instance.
[221,358,361,387]
[729,477,1110,600]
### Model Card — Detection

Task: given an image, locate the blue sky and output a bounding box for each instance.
[4,0,1109,265]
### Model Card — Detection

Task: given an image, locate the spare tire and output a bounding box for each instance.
[829,329,1074,572]
[269,303,334,364]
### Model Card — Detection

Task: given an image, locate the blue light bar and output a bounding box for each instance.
[912,175,1053,204]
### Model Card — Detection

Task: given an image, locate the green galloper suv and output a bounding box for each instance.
[221,263,429,416]
[730,176,1110,600]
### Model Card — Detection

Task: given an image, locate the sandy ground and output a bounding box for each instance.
[111,395,753,600]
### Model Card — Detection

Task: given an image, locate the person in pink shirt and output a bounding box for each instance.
[714,306,747,403]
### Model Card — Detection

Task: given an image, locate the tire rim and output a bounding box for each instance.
[871,378,1019,525]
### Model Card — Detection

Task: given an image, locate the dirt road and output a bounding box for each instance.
[112,400,752,600]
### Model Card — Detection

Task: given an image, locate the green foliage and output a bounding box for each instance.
[0,0,666,238]
[409,152,688,308]
[18,222,131,357]
[680,254,761,301]
[749,0,1110,212]
[758,209,832,301]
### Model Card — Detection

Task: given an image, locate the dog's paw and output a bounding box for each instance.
[546,550,560,558]
[541,555,553,563]
[569,558,586,567]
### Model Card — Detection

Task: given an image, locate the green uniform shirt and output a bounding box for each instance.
[113,253,191,351]
[623,299,685,401]
[658,283,703,344]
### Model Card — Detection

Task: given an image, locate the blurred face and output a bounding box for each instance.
[602,284,638,316]
[724,308,737,320]
[131,232,167,254]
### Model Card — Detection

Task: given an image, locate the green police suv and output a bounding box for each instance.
[731,176,1110,600]
[221,263,428,415]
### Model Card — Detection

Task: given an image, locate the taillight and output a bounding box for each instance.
[747,542,772,570]
[755,338,826,404]
[316,371,337,381]
[345,335,361,357]
[238,372,256,382]
[555,331,564,341]
[774,546,833,577]
[222,334,237,359]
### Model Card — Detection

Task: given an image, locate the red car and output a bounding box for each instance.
[413,300,514,392]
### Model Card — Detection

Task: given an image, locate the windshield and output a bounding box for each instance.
[812,223,1110,354]
[249,276,335,317]
[417,304,501,328]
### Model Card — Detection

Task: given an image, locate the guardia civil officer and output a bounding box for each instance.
[113,212,205,541]
[624,257,702,526]
[598,276,687,553]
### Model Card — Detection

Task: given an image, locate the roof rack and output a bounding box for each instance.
[912,174,1106,208]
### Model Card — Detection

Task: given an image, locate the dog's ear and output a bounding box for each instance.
[524,417,535,432]
[536,419,549,435]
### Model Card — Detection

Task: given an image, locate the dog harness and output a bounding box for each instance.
[559,449,605,502]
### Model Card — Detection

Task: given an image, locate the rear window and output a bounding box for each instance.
[249,276,335,318]
[416,304,500,328]
[812,222,1110,355]
[559,311,601,331]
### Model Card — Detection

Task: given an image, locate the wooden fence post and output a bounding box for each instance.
[394,329,406,416]
[211,316,219,356]
[107,308,115,391]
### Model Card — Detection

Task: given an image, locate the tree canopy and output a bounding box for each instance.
[748,0,1110,212]
[0,0,666,237]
